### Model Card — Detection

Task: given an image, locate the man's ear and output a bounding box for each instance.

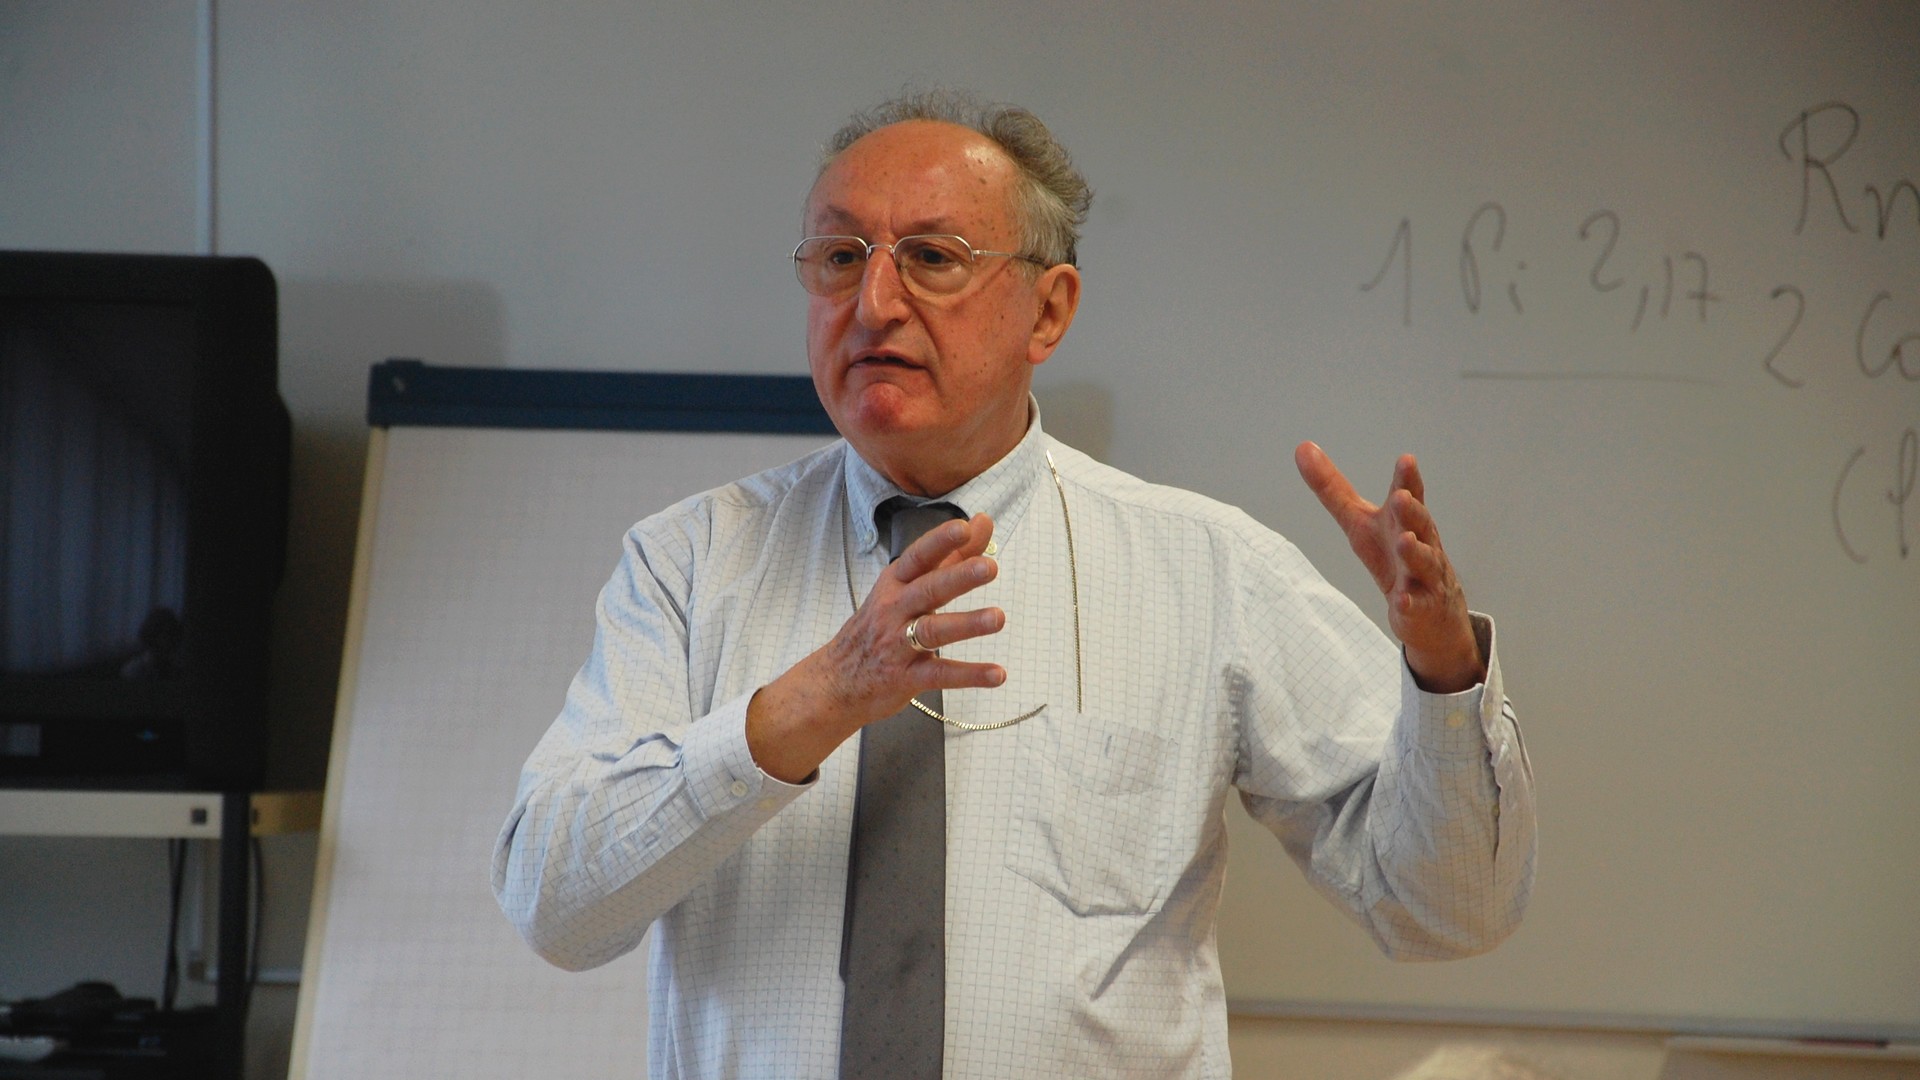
[1027,263,1082,366]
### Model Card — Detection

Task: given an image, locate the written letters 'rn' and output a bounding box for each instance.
[1780,101,1919,240]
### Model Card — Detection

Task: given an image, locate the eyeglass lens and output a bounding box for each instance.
[794,236,977,297]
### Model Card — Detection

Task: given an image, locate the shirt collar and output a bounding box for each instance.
[843,396,1050,558]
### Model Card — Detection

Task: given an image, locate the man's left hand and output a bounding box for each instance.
[1295,441,1485,694]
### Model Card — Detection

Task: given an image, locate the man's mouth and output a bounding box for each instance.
[853,353,920,370]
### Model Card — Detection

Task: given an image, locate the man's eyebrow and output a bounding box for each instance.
[809,206,861,232]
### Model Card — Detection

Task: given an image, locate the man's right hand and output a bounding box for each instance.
[745,512,1006,784]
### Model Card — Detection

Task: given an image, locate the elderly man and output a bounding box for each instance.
[494,91,1534,1079]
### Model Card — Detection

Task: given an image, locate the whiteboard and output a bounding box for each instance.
[287,373,837,1080]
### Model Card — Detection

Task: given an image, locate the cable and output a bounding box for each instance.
[161,838,188,1012]
[248,835,265,994]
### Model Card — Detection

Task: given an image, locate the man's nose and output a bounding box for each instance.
[855,247,913,327]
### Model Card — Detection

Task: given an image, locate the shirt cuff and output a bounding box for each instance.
[679,689,814,822]
[1404,611,1503,759]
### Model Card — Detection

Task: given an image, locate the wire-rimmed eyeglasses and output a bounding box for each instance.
[792,235,1048,299]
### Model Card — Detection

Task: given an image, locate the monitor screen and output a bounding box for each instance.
[0,250,287,789]
[2,299,195,686]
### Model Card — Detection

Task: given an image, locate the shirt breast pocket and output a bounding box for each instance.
[1005,708,1175,917]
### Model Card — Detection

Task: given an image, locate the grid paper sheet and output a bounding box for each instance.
[292,425,832,1080]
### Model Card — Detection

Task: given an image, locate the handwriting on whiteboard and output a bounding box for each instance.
[1359,101,1916,565]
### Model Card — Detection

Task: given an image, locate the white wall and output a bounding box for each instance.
[4,3,1916,1078]
[0,2,202,252]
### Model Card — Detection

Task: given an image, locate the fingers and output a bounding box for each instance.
[1298,444,1426,517]
[1389,534,1484,691]
[902,554,998,620]
[1393,453,1426,505]
[1385,461,1453,597]
[1386,484,1442,551]
[1295,441,1371,529]
[889,512,998,615]
[891,513,985,576]
[1303,443,1440,550]
[895,513,1005,682]
[1300,441,1453,603]
[758,512,1011,771]
[855,510,1007,692]
[905,653,1008,692]
[903,607,1007,657]
[1296,443,1481,689]
[1391,527,1454,603]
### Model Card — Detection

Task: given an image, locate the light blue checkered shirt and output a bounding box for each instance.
[493,414,1536,1078]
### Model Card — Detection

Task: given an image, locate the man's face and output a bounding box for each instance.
[803,120,1075,494]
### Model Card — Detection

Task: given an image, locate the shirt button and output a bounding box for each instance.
[729,780,749,798]
[1445,710,1468,730]
[984,540,998,556]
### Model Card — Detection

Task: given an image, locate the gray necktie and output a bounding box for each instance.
[839,499,960,1080]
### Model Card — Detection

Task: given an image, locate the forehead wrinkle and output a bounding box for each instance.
[803,122,1021,242]
[807,202,969,241]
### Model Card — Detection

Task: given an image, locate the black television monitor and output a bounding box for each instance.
[0,250,290,790]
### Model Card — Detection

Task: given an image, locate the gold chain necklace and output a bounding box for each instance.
[842,450,1084,731]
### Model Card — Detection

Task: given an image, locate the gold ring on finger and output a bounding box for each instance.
[904,616,936,654]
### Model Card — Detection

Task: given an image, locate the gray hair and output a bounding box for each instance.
[819,89,1093,269]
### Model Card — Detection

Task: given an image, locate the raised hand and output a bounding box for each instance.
[1294,442,1485,694]
[746,512,1006,782]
